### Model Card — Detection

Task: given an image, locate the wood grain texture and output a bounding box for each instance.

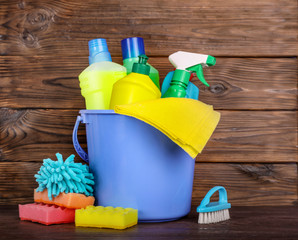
[0,109,296,163]
[0,56,297,110]
[194,163,297,206]
[0,0,297,207]
[0,162,296,206]
[0,108,83,163]
[0,0,297,57]
[199,110,298,163]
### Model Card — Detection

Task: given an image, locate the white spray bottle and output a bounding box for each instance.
[162,51,216,98]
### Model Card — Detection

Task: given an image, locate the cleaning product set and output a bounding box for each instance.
[73,38,222,223]
[79,38,216,109]
[19,37,226,229]
[78,37,161,110]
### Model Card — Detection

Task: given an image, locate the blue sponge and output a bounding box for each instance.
[35,153,94,200]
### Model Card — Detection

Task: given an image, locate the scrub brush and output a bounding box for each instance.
[197,186,231,224]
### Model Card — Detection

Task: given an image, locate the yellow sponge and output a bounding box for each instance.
[75,206,138,230]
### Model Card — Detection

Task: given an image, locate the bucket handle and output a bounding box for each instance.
[72,115,89,163]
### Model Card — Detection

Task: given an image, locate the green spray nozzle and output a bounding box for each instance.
[132,54,150,75]
[187,55,216,87]
[187,64,209,87]
[169,51,216,87]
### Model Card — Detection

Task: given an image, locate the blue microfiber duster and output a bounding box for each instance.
[35,153,94,200]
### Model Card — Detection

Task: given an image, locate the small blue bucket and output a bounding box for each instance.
[73,110,195,222]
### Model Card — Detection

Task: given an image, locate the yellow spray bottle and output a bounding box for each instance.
[109,54,161,108]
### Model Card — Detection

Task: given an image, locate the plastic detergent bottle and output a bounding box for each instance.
[162,51,216,98]
[161,71,199,100]
[109,54,161,108]
[121,37,160,89]
[78,38,127,110]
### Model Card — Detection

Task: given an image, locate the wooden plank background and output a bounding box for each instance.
[0,0,297,206]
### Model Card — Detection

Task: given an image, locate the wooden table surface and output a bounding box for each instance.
[1,205,297,240]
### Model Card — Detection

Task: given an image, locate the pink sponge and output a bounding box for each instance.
[19,203,75,225]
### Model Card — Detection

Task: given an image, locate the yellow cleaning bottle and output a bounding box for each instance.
[79,38,127,110]
[109,54,161,108]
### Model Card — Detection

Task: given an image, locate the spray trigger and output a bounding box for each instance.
[187,64,209,87]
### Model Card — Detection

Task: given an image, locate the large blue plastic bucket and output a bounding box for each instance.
[73,110,195,222]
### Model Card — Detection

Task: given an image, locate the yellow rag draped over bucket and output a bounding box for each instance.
[114,98,220,158]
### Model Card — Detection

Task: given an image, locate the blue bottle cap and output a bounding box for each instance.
[88,38,112,65]
[121,37,145,60]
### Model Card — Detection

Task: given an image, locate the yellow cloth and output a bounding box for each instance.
[114,98,220,158]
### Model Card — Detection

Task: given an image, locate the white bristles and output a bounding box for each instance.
[198,209,230,224]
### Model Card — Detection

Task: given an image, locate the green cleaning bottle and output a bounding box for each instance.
[162,51,216,98]
[121,37,160,89]
[109,54,161,108]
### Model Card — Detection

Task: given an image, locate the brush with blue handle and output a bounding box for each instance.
[197,186,231,224]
